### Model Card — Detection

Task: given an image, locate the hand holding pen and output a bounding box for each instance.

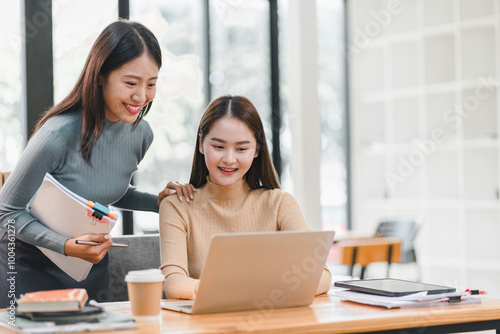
[75,240,128,248]
[64,234,114,264]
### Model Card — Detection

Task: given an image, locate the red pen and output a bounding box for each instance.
[465,289,487,295]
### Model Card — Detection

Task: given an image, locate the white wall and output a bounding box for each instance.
[349,0,500,297]
[287,0,322,231]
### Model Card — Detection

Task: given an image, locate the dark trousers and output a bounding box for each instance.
[0,230,110,308]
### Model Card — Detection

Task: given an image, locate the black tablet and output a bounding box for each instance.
[334,278,456,297]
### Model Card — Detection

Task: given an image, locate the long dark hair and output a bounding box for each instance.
[33,20,162,165]
[190,95,280,189]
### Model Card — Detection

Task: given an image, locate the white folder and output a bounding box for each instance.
[28,174,117,282]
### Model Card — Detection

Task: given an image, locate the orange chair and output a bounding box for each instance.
[336,237,401,279]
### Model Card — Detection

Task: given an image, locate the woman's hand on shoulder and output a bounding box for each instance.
[157,181,197,207]
[64,233,113,264]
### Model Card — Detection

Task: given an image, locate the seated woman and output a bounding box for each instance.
[159,95,332,299]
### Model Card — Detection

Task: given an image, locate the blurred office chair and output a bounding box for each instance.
[337,237,401,279]
[374,219,421,278]
[107,233,163,302]
[375,219,419,264]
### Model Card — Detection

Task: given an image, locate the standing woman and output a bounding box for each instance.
[0,20,194,307]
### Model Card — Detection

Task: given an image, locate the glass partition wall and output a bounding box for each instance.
[0,1,23,171]
[7,0,348,235]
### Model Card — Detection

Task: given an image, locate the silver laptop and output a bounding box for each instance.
[161,230,335,314]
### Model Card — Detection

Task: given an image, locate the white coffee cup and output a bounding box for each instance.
[125,269,165,321]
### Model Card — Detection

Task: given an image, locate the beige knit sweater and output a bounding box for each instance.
[159,178,332,300]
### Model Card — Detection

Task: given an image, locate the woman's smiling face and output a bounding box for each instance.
[200,116,258,187]
[100,53,159,123]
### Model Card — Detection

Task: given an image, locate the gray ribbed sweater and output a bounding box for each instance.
[0,112,158,255]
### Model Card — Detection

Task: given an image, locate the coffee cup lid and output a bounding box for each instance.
[125,269,165,283]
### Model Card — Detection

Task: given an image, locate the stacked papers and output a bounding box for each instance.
[333,290,481,309]
[0,309,134,333]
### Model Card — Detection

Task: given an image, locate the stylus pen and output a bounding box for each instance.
[75,240,128,248]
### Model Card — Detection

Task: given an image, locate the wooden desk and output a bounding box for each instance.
[77,294,500,334]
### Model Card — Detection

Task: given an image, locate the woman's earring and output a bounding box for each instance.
[254,153,258,158]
